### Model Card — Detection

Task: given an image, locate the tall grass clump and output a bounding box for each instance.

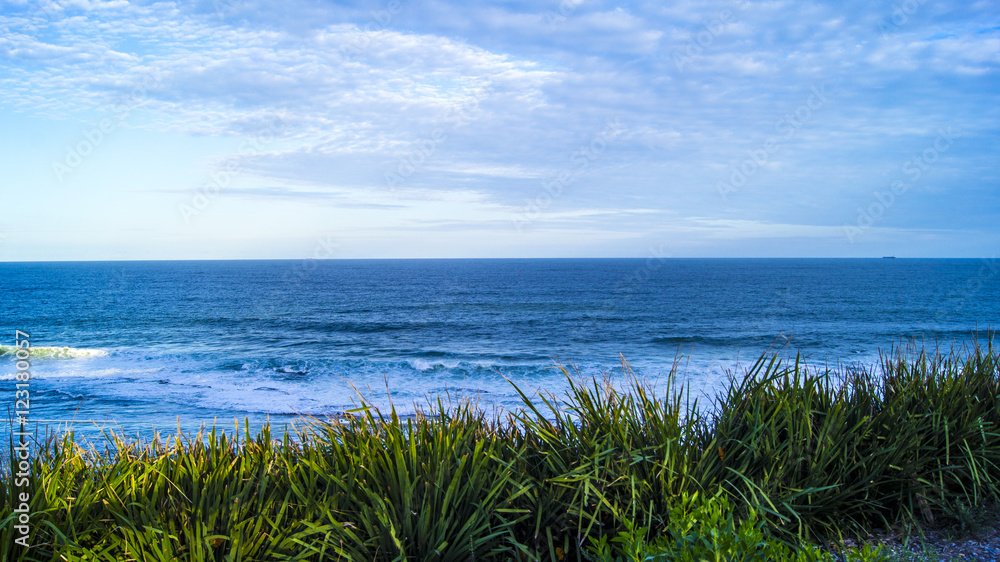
[702,339,1000,541]
[2,338,998,560]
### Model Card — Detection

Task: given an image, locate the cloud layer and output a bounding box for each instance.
[1,0,998,258]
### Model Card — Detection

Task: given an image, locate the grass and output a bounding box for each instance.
[2,337,999,561]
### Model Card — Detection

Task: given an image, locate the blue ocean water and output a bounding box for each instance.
[1,258,998,441]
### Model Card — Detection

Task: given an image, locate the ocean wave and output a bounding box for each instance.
[0,345,108,359]
[0,349,725,418]
[0,367,127,380]
[649,335,789,348]
[50,388,87,400]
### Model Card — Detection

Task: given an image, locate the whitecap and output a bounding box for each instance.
[0,345,108,359]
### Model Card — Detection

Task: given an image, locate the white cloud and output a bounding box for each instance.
[0,0,997,258]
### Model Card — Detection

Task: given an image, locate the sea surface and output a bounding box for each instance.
[1,258,998,442]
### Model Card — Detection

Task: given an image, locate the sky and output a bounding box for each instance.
[0,0,997,260]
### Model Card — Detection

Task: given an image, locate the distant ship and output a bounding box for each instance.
[882,256,896,259]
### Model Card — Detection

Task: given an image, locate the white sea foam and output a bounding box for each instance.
[0,345,108,359]
[7,349,734,424]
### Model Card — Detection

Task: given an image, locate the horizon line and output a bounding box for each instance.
[1,256,994,264]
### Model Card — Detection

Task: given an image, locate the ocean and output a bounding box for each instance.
[1,258,998,442]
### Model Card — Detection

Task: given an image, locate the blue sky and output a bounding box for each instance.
[1,0,997,260]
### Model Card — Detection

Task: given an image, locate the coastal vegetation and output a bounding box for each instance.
[3,339,999,560]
